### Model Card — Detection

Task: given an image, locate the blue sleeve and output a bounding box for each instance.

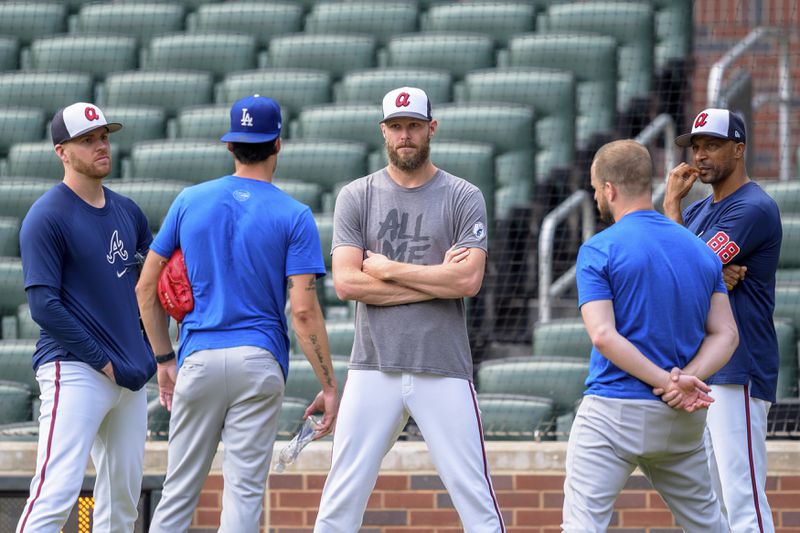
[151,191,182,258]
[699,201,776,265]
[27,285,110,371]
[20,208,66,290]
[576,243,612,307]
[286,208,326,278]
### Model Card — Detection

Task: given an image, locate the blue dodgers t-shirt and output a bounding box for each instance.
[20,183,156,391]
[683,181,782,402]
[576,210,727,400]
[151,175,326,379]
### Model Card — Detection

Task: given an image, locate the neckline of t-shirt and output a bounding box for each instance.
[709,180,757,207]
[380,168,442,193]
[59,182,112,215]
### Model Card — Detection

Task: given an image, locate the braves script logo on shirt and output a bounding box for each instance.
[377,209,430,263]
[395,92,411,108]
[85,107,100,121]
[706,230,740,264]
[106,230,129,265]
[694,112,709,128]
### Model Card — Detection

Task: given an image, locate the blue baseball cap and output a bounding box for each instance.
[221,94,282,143]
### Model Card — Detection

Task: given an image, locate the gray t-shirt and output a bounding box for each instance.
[332,168,488,380]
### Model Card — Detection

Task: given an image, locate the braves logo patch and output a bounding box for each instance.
[473,222,486,240]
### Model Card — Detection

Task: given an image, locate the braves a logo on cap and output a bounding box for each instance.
[240,108,253,127]
[395,92,411,108]
[85,107,100,121]
[694,112,708,128]
[106,230,129,265]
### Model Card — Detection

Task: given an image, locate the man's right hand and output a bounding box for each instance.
[157,360,178,411]
[101,361,116,383]
[305,388,339,440]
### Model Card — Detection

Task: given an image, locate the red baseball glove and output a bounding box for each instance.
[158,249,194,323]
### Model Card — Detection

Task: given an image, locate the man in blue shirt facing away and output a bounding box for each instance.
[17,102,155,533]
[665,108,782,532]
[563,139,738,532]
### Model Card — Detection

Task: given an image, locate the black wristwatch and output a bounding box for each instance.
[155,351,176,364]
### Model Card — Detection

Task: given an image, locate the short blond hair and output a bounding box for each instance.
[592,140,653,197]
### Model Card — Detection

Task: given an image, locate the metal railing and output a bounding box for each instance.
[707,26,793,181]
[537,190,594,323]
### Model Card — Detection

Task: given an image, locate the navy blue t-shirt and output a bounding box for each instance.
[683,181,782,402]
[19,183,156,391]
[577,210,727,400]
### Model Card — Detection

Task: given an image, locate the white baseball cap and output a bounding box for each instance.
[674,108,746,147]
[381,87,432,123]
[51,102,122,145]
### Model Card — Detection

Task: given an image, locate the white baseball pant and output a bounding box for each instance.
[562,395,727,533]
[314,369,505,533]
[17,360,147,533]
[704,384,774,532]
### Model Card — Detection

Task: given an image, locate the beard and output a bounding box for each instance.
[386,136,431,172]
[70,153,111,180]
[697,158,735,185]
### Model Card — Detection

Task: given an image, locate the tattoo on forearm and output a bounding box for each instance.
[309,334,333,388]
[305,278,316,292]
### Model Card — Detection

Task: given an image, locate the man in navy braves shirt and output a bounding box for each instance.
[17,102,155,532]
[664,108,781,532]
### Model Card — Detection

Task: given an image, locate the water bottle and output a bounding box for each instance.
[274,416,319,473]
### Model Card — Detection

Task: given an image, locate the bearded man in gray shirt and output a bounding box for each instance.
[313,87,504,533]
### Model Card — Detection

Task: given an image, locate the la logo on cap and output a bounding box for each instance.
[240,108,253,127]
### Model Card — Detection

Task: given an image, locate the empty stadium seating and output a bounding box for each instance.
[264,34,377,79]
[0,340,37,392]
[532,318,592,359]
[0,380,31,425]
[335,68,453,105]
[284,355,350,403]
[292,105,384,152]
[273,180,324,213]
[0,179,54,219]
[382,33,495,80]
[0,258,25,317]
[0,2,66,46]
[0,72,93,116]
[105,179,189,232]
[187,2,303,47]
[422,3,536,47]
[275,140,369,191]
[0,218,20,257]
[102,106,167,157]
[764,181,800,215]
[170,105,231,140]
[125,140,232,182]
[24,35,138,79]
[477,393,554,440]
[217,69,332,118]
[305,2,418,46]
[4,141,121,180]
[0,107,46,157]
[71,3,185,46]
[0,37,19,71]
[100,71,214,118]
[142,33,258,79]
[775,320,798,399]
[777,215,800,286]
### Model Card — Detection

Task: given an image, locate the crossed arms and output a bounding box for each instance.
[581,292,738,411]
[332,245,486,306]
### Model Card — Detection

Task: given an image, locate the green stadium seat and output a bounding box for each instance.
[0,2,66,46]
[0,421,38,441]
[0,72,93,116]
[147,397,170,440]
[0,107,46,157]
[15,304,38,340]
[276,396,308,439]
[125,140,232,183]
[763,181,800,215]
[532,317,592,359]
[382,32,495,80]
[0,179,53,219]
[275,140,369,191]
[187,2,303,48]
[0,257,25,317]
[775,286,800,332]
[651,0,692,71]
[421,3,536,47]
[312,212,337,305]
[776,215,800,287]
[538,2,654,114]
[292,105,384,152]
[272,180,324,213]
[0,37,19,71]
[72,3,185,46]
[101,107,167,157]
[775,320,797,399]
[5,142,121,180]
[315,213,334,268]
[327,320,356,356]
[170,105,230,141]
[305,2,418,46]
[264,34,377,80]
[477,393,554,440]
[501,33,617,148]
[24,35,138,80]
[459,68,576,188]
[142,33,257,79]
[100,71,214,119]
[105,179,189,232]
[476,355,589,415]
[216,69,332,119]
[284,355,349,404]
[335,68,453,105]
[0,217,20,257]
[0,340,37,393]
[433,104,532,221]
[0,380,32,424]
